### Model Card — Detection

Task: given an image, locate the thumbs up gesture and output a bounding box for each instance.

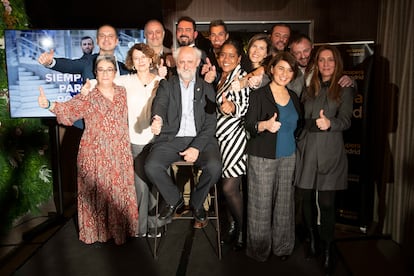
[157,58,168,78]
[248,74,262,89]
[230,71,242,92]
[203,58,217,84]
[266,112,281,133]
[38,86,50,109]
[201,57,212,75]
[38,49,55,66]
[151,115,163,135]
[220,92,234,115]
[79,78,88,94]
[316,109,331,130]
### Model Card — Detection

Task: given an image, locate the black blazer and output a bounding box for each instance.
[245,83,303,159]
[53,53,130,81]
[151,75,217,152]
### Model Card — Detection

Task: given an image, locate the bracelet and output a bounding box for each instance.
[44,100,51,109]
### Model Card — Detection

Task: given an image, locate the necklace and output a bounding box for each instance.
[137,73,153,87]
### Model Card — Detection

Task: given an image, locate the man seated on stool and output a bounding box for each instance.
[144,46,222,229]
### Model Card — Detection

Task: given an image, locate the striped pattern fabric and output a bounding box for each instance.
[215,65,250,178]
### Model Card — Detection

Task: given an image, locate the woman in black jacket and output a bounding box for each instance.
[244,52,302,262]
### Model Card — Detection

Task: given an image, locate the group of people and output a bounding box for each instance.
[36,16,354,274]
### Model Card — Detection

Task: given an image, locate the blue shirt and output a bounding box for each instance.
[176,78,197,137]
[276,99,298,158]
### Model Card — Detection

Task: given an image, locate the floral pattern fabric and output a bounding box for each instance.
[53,85,138,245]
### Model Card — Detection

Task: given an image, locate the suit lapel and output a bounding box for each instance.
[172,77,183,118]
[264,85,275,104]
[194,76,203,105]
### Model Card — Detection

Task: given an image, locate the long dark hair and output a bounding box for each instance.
[306,45,344,102]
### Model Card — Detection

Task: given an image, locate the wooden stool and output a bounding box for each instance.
[149,161,222,260]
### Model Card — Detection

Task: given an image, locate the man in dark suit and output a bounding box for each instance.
[36,25,131,202]
[37,24,130,128]
[38,24,129,79]
[144,46,221,228]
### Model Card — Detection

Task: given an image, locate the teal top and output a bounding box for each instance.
[276,99,298,158]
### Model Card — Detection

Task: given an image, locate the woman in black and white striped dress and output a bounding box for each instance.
[215,39,250,250]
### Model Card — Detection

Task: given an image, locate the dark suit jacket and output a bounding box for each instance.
[151,75,217,152]
[53,53,130,80]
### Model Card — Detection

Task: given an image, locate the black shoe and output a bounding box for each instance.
[279,255,290,261]
[159,198,184,220]
[193,208,208,229]
[228,221,237,235]
[223,221,237,243]
[233,231,245,251]
[323,242,335,275]
[305,228,319,259]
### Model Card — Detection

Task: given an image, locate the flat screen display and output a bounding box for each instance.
[4,29,145,118]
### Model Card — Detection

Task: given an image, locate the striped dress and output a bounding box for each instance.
[215,65,250,178]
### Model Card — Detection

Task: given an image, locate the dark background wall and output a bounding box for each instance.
[24,0,163,29]
[24,0,378,44]
[22,0,380,227]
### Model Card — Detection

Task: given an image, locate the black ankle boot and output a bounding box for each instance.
[323,242,334,275]
[223,221,237,243]
[233,230,245,251]
[305,228,319,259]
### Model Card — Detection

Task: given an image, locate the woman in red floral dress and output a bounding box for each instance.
[38,55,138,245]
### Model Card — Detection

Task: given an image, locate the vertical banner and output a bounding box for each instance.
[315,41,375,229]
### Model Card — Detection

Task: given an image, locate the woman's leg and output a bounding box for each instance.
[318,190,336,273]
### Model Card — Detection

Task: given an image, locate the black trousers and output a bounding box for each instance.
[144,137,222,210]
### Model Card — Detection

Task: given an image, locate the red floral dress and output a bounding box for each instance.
[53,85,138,245]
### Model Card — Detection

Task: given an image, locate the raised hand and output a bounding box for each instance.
[203,58,217,84]
[165,54,175,68]
[266,112,281,133]
[80,79,92,95]
[157,58,168,78]
[201,57,212,76]
[151,114,163,135]
[316,109,331,130]
[38,49,55,66]
[230,71,242,92]
[38,86,49,108]
[248,74,263,89]
[220,92,234,115]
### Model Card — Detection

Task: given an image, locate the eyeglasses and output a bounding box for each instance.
[96,68,116,74]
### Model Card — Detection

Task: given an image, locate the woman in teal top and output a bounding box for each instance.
[244,52,302,262]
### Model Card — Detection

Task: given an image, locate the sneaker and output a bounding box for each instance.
[147,228,162,238]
